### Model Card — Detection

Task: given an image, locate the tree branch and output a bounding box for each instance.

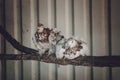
[0,25,39,55]
[0,25,120,67]
[0,54,120,67]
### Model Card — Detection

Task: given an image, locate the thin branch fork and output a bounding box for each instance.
[0,25,120,67]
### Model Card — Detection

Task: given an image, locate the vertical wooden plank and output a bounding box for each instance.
[55,0,74,80]
[92,0,109,80]
[13,0,21,80]
[39,0,56,80]
[30,0,38,80]
[84,0,92,80]
[74,0,91,80]
[39,0,48,25]
[5,0,15,80]
[22,0,31,80]
[48,0,57,80]
[111,0,120,80]
[39,0,49,80]
[22,0,38,80]
[65,0,74,80]
[55,0,66,35]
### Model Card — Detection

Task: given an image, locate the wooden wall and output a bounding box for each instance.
[0,0,120,80]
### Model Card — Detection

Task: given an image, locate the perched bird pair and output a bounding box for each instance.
[32,23,88,59]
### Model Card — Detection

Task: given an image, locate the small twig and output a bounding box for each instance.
[0,25,120,67]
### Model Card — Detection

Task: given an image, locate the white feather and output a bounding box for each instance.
[79,42,88,56]
[55,38,66,59]
[64,38,88,59]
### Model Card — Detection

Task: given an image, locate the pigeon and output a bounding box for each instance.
[55,37,88,59]
[64,37,88,59]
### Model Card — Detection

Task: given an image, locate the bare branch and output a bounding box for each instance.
[0,54,120,67]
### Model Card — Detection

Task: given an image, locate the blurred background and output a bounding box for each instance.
[0,0,120,80]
